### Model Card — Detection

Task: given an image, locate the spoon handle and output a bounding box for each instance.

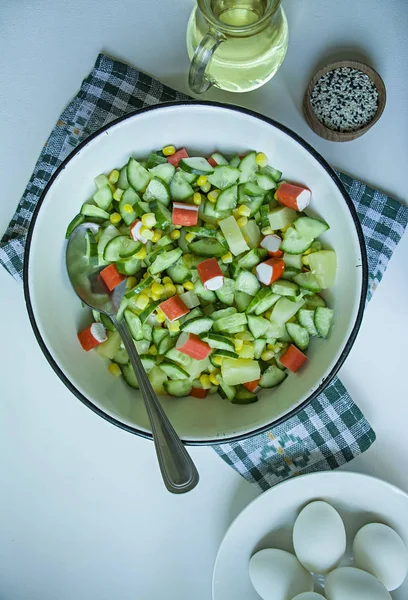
[112,316,199,494]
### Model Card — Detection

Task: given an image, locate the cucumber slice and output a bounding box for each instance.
[271,297,305,325]
[271,280,299,298]
[116,256,142,276]
[134,339,150,355]
[215,277,235,306]
[127,158,151,192]
[125,275,154,299]
[242,181,265,197]
[259,205,270,228]
[232,387,258,404]
[201,333,235,352]
[308,251,337,289]
[281,267,301,281]
[234,291,252,312]
[163,379,192,397]
[259,365,287,388]
[119,187,141,225]
[238,188,265,216]
[103,235,141,261]
[179,157,215,175]
[293,271,321,292]
[213,349,239,360]
[157,235,172,248]
[118,165,130,190]
[304,294,326,310]
[211,152,229,166]
[213,313,247,333]
[149,366,168,395]
[142,324,153,342]
[158,334,176,355]
[169,171,195,201]
[235,270,261,296]
[219,381,237,401]
[194,279,217,303]
[165,347,193,369]
[139,302,159,324]
[237,248,268,269]
[148,162,176,185]
[280,227,313,254]
[145,152,167,169]
[268,206,297,230]
[182,307,204,323]
[314,307,334,338]
[261,165,282,182]
[216,185,238,212]
[93,185,113,210]
[179,290,200,309]
[229,156,241,168]
[95,330,122,359]
[298,309,319,336]
[221,358,260,387]
[238,152,257,184]
[247,315,271,339]
[65,213,85,238]
[211,307,237,320]
[97,224,121,265]
[253,338,267,360]
[207,166,240,189]
[178,169,198,185]
[143,177,171,206]
[180,316,213,335]
[283,253,303,270]
[81,203,110,220]
[166,258,192,283]
[149,248,183,275]
[188,238,225,258]
[152,327,168,347]
[160,361,190,380]
[138,354,156,372]
[240,219,261,249]
[255,172,277,191]
[100,313,116,332]
[246,288,280,315]
[85,229,98,265]
[121,363,139,389]
[294,216,329,239]
[124,310,143,340]
[286,322,310,350]
[112,347,129,365]
[184,226,217,238]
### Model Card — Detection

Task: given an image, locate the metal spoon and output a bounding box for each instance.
[66,222,199,494]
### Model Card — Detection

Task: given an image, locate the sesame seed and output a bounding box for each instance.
[310,67,379,133]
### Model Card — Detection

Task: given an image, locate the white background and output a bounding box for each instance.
[0,1,407,599]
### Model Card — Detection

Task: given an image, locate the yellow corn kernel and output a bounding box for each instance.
[256,152,268,167]
[207,189,220,203]
[209,372,220,386]
[126,276,137,290]
[267,343,276,351]
[212,356,223,366]
[197,175,207,187]
[221,251,233,264]
[170,229,181,240]
[261,226,274,235]
[109,182,116,193]
[143,271,150,278]
[261,350,275,362]
[193,192,202,206]
[264,310,272,320]
[232,209,240,220]
[141,212,156,228]
[109,363,122,377]
[183,281,195,291]
[185,232,195,243]
[200,182,211,193]
[113,188,124,201]
[175,285,184,296]
[155,310,166,323]
[151,230,162,243]
[243,235,250,244]
[109,212,121,225]
[162,145,176,156]
[148,345,158,356]
[135,246,147,260]
[302,256,310,266]
[169,320,180,332]
[237,205,251,217]
[135,294,149,310]
[287,316,297,323]
[151,282,164,296]
[151,293,161,302]
[233,338,244,352]
[164,283,177,297]
[122,203,133,214]
[237,216,248,228]
[108,169,120,184]
[162,276,172,285]
[140,227,154,242]
[281,224,291,233]
[199,374,211,389]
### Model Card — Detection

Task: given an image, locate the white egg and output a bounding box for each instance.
[291,593,327,600]
[353,522,408,591]
[293,501,346,573]
[249,548,313,600]
[325,567,392,600]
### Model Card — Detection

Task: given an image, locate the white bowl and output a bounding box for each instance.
[24,102,367,444]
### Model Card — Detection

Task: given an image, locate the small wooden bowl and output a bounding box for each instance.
[303,60,386,142]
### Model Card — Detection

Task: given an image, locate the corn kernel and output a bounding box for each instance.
[261,350,275,361]
[207,189,220,203]
[200,182,211,193]
[148,345,158,356]
[135,294,149,310]
[209,373,220,386]
[162,145,176,156]
[237,216,248,228]
[221,251,233,264]
[243,235,250,244]
[151,282,164,296]
[162,276,172,285]
[281,224,291,233]
[197,175,207,187]
[288,316,297,323]
[110,212,121,225]
[126,276,137,290]
[151,293,161,302]
[261,226,274,235]
[233,338,244,351]
[267,343,276,351]
[108,169,120,184]
[164,283,177,297]
[302,256,310,266]
[183,281,194,291]
[141,212,156,228]
[237,205,251,217]
[169,320,180,332]
[256,152,268,167]
[232,208,240,219]
[170,229,181,240]
[123,203,134,214]
[212,356,223,366]
[155,311,166,323]
[193,192,202,206]
[199,374,211,389]
[113,188,124,201]
[151,230,162,243]
[140,226,154,241]
[143,271,150,278]
[109,363,122,377]
[174,285,183,296]
[265,310,272,320]
[109,182,116,193]
[303,247,313,255]
[135,246,147,260]
[185,232,195,243]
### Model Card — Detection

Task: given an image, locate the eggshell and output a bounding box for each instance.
[249,548,313,600]
[325,567,392,600]
[292,593,326,600]
[353,523,408,591]
[293,501,346,573]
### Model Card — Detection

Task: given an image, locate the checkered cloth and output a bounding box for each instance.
[2,54,407,490]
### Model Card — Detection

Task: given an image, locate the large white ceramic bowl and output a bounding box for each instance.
[24,102,367,444]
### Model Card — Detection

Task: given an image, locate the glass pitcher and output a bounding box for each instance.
[186,0,289,94]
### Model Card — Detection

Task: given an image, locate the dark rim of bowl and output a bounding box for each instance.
[23,100,368,446]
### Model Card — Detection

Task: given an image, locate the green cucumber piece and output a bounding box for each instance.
[271,297,305,325]
[169,171,195,201]
[218,381,237,401]
[211,307,237,320]
[237,248,268,269]
[283,253,303,270]
[216,185,238,212]
[261,165,282,182]
[286,322,310,350]
[127,158,151,192]
[112,347,129,365]
[242,181,265,197]
[179,290,200,309]
[194,279,217,303]
[95,331,121,360]
[259,365,287,388]
[238,152,257,184]
[160,361,190,380]
[93,185,113,210]
[188,238,225,258]
[115,256,142,276]
[239,219,261,249]
[100,313,116,332]
[180,316,213,335]
[268,206,297,230]
[215,277,235,306]
[234,291,252,312]
[213,313,247,333]
[148,162,176,185]
[163,379,192,397]
[201,333,235,352]
[145,152,167,169]
[255,172,277,191]
[118,165,130,189]
[143,177,171,206]
[158,334,176,355]
[85,229,98,265]
[211,152,229,166]
[314,307,334,338]
[139,302,159,324]
[247,315,271,339]
[231,387,258,404]
[103,235,141,261]
[119,187,141,225]
[165,347,193,369]
[213,349,239,360]
[179,157,214,175]
[149,248,183,275]
[253,338,267,360]
[66,213,85,238]
[125,275,154,299]
[80,203,110,220]
[229,156,241,168]
[166,258,192,283]
[121,363,139,389]
[139,354,156,372]
[304,294,326,310]
[293,271,321,292]
[246,288,280,315]
[281,267,301,281]
[152,327,168,347]
[184,226,217,238]
[149,199,172,230]
[298,309,319,336]
[235,270,260,297]
[280,227,313,254]
[134,339,150,355]
[208,166,240,189]
[149,366,168,395]
[124,310,143,340]
[308,251,337,289]
[271,280,299,298]
[294,216,329,239]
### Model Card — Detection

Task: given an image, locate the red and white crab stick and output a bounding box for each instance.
[197,257,224,291]
[276,182,311,211]
[167,148,188,167]
[130,219,149,244]
[172,202,199,226]
[176,332,212,360]
[260,234,283,257]
[78,322,107,352]
[256,257,285,285]
[159,296,190,322]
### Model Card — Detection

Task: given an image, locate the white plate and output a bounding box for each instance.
[212,472,408,599]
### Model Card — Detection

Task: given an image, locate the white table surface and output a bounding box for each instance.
[1,1,407,598]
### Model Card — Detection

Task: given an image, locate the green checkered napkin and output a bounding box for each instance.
[2,54,407,490]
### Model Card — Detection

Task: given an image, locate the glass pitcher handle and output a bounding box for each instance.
[189,31,225,94]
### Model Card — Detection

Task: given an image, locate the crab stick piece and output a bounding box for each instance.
[172,202,199,227]
[78,322,107,351]
[191,386,209,399]
[159,295,189,322]
[176,332,212,360]
[276,182,311,211]
[207,156,217,167]
[197,257,224,291]
[260,234,283,257]
[167,148,188,167]
[100,263,126,291]
[255,257,285,285]
[130,219,149,244]
[280,344,307,372]
[243,379,260,393]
